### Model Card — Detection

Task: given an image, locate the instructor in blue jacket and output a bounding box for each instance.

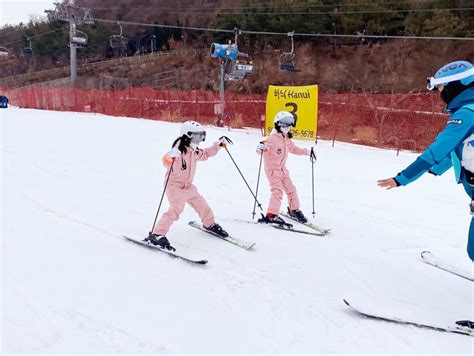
[378,60,474,261]
[0,95,8,108]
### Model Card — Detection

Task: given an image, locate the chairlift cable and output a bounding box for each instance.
[93,17,474,41]
[0,28,26,39]
[0,27,65,47]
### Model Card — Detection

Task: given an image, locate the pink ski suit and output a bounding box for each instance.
[152,141,222,236]
[262,131,309,215]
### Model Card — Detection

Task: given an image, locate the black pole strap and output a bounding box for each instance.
[310,147,317,163]
[150,159,175,235]
[219,135,233,146]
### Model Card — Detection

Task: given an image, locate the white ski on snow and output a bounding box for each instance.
[280,212,330,235]
[271,223,325,236]
[343,299,473,337]
[420,251,473,282]
[123,236,208,265]
[233,218,325,237]
[188,221,256,250]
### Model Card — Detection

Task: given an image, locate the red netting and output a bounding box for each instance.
[1,86,447,152]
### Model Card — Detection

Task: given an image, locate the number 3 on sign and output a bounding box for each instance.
[285,102,298,125]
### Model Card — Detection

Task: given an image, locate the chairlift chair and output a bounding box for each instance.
[279,31,300,72]
[23,38,33,56]
[71,30,88,47]
[227,28,254,80]
[109,22,126,50]
[228,58,253,81]
[110,36,126,49]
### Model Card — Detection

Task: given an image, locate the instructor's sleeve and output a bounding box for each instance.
[396,110,472,186]
[429,156,453,176]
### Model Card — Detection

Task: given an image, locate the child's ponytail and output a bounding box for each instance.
[172,135,192,154]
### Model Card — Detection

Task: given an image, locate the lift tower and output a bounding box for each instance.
[46,1,94,84]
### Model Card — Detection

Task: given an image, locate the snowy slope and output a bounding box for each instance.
[2,107,473,354]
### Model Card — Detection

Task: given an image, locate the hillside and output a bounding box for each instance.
[2,39,474,94]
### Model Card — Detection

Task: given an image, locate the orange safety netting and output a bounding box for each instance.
[1,86,447,152]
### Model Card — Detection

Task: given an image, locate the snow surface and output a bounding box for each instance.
[2,107,473,354]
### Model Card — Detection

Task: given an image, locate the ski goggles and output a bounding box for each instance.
[189,131,206,142]
[426,67,474,91]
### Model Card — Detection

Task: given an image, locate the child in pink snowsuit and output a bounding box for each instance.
[146,121,228,251]
[257,111,312,224]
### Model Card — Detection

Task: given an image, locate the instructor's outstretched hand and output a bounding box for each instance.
[377,178,399,190]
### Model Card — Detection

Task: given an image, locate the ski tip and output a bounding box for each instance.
[246,243,256,250]
[123,235,138,242]
[188,220,202,228]
[342,299,350,307]
[420,250,431,259]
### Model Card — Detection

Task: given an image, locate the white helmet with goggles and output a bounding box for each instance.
[180,120,206,142]
[274,111,295,127]
[427,60,474,91]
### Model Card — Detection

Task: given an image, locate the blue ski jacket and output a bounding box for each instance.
[0,95,8,108]
[395,87,474,186]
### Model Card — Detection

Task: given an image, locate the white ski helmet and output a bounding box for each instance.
[427,60,474,91]
[274,111,295,127]
[180,120,205,137]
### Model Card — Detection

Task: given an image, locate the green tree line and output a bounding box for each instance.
[211,0,473,43]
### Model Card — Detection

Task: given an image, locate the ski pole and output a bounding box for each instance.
[150,158,175,235]
[222,140,263,212]
[252,151,264,219]
[310,147,317,218]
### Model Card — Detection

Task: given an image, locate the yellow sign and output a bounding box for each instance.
[265,85,318,141]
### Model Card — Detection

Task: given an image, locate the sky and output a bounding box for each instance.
[0,0,56,27]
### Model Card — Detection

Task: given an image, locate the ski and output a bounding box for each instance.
[188,221,256,250]
[232,218,325,237]
[123,236,208,265]
[280,212,330,235]
[270,223,325,236]
[420,251,473,282]
[343,299,473,337]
